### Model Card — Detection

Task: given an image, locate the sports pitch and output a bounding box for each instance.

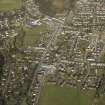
[39,84,96,105]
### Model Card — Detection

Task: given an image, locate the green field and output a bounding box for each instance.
[39,84,95,105]
[0,0,22,11]
[23,24,48,47]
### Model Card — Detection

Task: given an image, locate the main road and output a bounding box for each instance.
[21,17,65,105]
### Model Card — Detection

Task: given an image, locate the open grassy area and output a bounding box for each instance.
[39,84,95,105]
[23,24,48,47]
[0,0,22,11]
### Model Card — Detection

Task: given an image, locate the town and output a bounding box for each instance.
[0,0,105,105]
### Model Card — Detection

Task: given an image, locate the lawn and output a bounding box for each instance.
[39,84,95,105]
[0,0,22,11]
